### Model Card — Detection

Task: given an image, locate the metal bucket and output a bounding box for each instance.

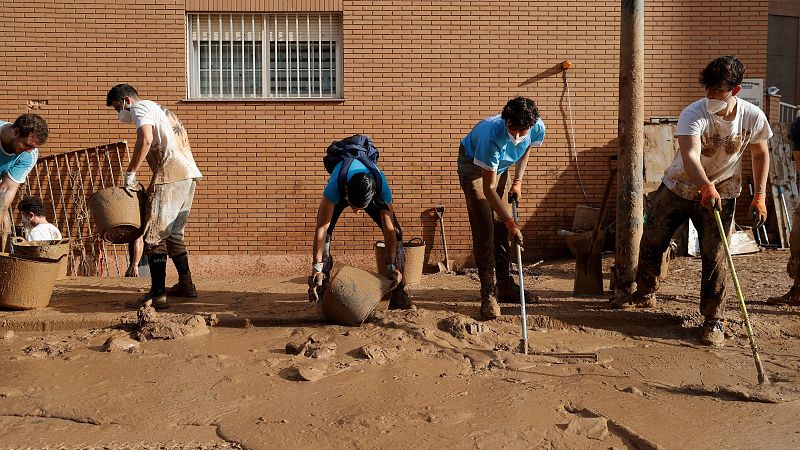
[374,237,426,286]
[321,265,392,326]
[0,252,65,310]
[11,237,71,279]
[88,187,145,244]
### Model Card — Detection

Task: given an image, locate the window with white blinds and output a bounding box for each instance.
[186,13,343,99]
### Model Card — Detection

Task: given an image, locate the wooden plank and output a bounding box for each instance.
[767,122,797,248]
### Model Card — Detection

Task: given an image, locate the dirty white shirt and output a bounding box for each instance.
[664,97,772,200]
[130,100,202,185]
[26,223,62,241]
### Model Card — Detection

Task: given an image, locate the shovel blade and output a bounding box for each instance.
[573,236,605,297]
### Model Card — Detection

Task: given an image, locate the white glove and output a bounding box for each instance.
[123,171,136,189]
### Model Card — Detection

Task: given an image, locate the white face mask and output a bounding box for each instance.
[705,93,732,115]
[507,131,529,146]
[118,100,134,124]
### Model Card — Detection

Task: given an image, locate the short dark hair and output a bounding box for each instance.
[13,114,49,145]
[501,97,539,130]
[700,56,745,90]
[347,172,376,209]
[18,196,46,217]
[106,84,140,107]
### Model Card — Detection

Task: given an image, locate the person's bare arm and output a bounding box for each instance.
[126,124,154,174]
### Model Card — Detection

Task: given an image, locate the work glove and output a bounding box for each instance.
[307,271,326,303]
[750,193,767,229]
[699,183,722,211]
[509,179,523,200]
[504,217,523,246]
[387,264,403,291]
[123,171,137,190]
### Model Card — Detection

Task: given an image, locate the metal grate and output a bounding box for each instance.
[12,141,132,277]
[186,12,342,99]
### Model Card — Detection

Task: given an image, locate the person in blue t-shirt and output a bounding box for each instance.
[308,152,413,310]
[458,97,545,319]
[0,114,49,252]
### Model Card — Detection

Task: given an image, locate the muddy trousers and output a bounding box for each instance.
[457,147,514,295]
[787,204,800,282]
[635,184,735,321]
[143,179,197,295]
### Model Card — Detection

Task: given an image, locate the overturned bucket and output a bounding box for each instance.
[0,253,65,310]
[12,237,71,279]
[374,237,426,286]
[88,186,145,244]
[321,265,392,326]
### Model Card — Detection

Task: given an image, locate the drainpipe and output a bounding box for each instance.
[614,0,645,296]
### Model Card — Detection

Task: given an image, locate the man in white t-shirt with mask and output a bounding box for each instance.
[610,56,772,347]
[106,84,202,310]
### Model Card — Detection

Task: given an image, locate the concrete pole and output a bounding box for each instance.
[615,0,645,296]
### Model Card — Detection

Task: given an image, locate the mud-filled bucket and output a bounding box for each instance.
[321,265,392,326]
[88,187,145,244]
[374,237,426,286]
[0,253,65,309]
[11,237,71,279]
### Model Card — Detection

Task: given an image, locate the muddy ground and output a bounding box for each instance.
[2,250,800,449]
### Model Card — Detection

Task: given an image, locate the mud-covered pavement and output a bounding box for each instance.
[2,250,800,449]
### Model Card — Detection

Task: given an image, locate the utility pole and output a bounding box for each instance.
[615,0,644,296]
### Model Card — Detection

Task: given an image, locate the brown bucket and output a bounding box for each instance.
[12,237,71,279]
[374,237,426,286]
[0,252,65,310]
[321,265,392,326]
[88,187,145,244]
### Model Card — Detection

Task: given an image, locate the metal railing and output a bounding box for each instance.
[13,141,131,277]
[779,101,798,124]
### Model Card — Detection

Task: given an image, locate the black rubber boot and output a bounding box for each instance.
[126,255,168,310]
[166,252,198,298]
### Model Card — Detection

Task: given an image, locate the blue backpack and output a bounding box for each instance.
[323,134,383,202]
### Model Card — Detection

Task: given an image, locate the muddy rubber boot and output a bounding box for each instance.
[700,319,725,347]
[608,291,657,309]
[388,287,414,310]
[166,253,198,298]
[767,285,800,305]
[479,286,501,319]
[129,255,169,310]
[496,277,538,304]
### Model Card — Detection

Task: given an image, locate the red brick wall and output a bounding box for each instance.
[0,0,769,272]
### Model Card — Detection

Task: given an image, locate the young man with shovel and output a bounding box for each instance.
[609,56,772,347]
[106,84,202,310]
[0,114,49,253]
[768,116,800,305]
[308,135,412,310]
[458,96,545,319]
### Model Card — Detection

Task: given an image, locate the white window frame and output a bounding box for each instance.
[185,12,344,100]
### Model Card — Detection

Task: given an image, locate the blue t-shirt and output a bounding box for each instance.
[323,159,393,205]
[461,114,545,174]
[0,121,38,184]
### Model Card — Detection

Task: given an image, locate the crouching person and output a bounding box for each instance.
[106,84,202,310]
[308,135,412,310]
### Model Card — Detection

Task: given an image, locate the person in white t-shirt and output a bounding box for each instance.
[17,196,62,241]
[609,56,772,348]
[106,84,202,310]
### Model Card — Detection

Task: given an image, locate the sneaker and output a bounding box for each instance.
[767,286,800,306]
[166,281,198,298]
[480,295,501,319]
[496,279,538,304]
[125,293,169,310]
[701,320,725,347]
[388,289,414,310]
[608,292,657,309]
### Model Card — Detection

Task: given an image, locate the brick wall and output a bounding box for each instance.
[0,0,769,274]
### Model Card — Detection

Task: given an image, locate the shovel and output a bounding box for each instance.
[435,205,454,273]
[510,195,529,354]
[571,156,616,296]
[713,208,768,384]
